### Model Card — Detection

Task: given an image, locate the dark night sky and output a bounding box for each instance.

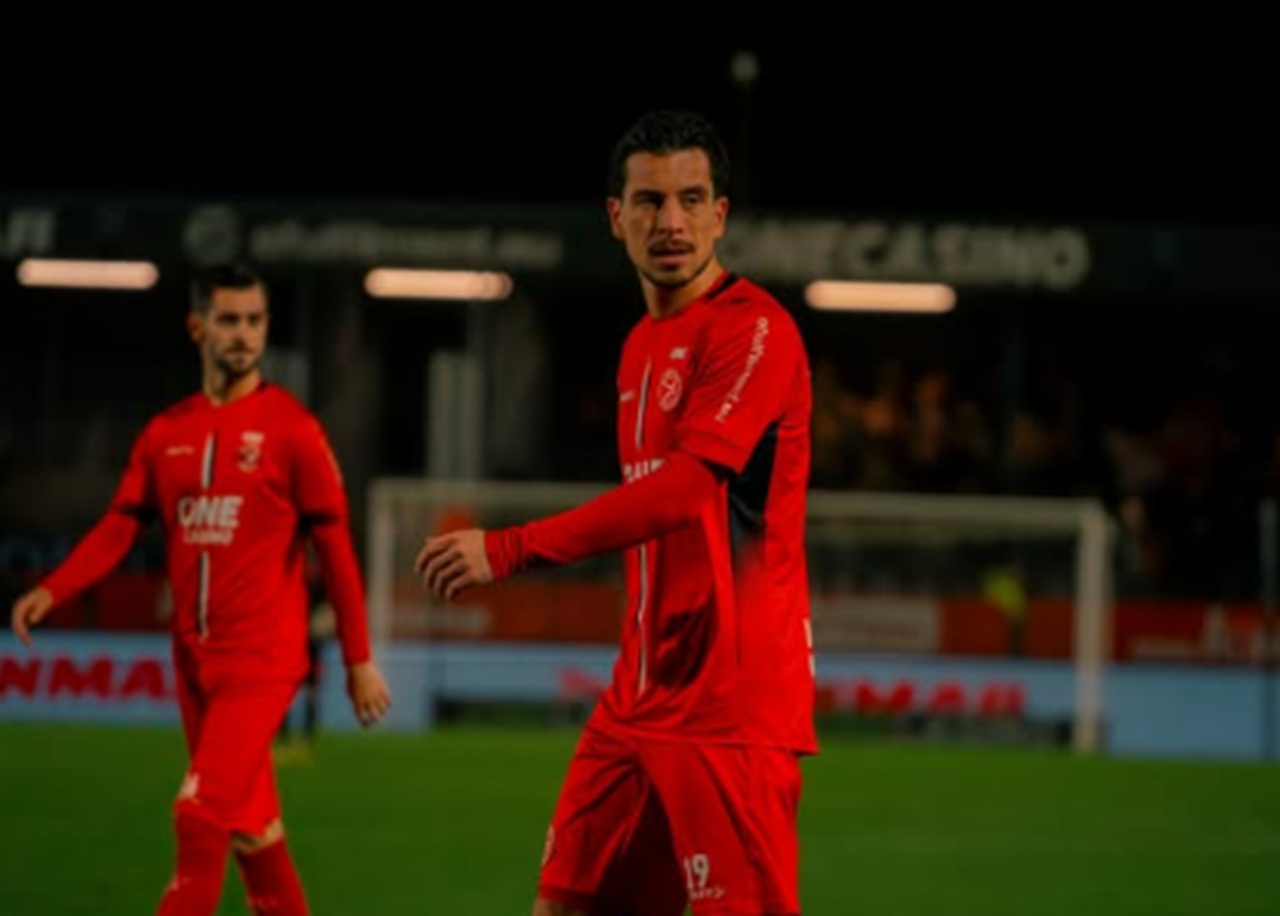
[5,37,1274,228]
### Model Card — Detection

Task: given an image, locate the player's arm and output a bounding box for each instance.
[293,416,391,726]
[418,304,802,600]
[291,417,370,667]
[483,452,724,576]
[417,455,724,601]
[10,426,156,646]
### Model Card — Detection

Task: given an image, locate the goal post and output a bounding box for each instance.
[802,490,1112,754]
[366,479,1113,754]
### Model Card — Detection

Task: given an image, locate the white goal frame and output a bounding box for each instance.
[366,480,1112,754]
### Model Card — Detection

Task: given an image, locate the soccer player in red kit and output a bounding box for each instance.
[417,109,817,915]
[9,262,392,916]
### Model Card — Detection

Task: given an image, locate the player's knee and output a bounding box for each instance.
[230,818,284,855]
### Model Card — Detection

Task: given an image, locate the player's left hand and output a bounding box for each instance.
[347,661,392,727]
[415,529,493,601]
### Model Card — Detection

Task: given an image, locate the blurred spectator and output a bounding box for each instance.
[811,358,863,488]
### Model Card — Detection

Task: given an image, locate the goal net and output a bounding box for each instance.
[366,479,1111,753]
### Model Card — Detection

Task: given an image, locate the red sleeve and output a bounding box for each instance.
[485,452,720,579]
[292,415,370,666]
[41,425,155,606]
[309,520,372,666]
[292,415,348,521]
[675,304,803,473]
[111,421,159,518]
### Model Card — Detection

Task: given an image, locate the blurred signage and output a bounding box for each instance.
[815,677,1028,716]
[810,594,940,653]
[177,205,1090,290]
[0,635,179,726]
[0,651,173,702]
[723,218,1090,290]
[181,204,565,271]
[3,636,1275,757]
[2,196,1274,296]
[1115,601,1276,664]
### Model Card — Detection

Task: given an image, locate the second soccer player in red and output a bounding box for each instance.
[11,263,392,916]
[417,109,817,916]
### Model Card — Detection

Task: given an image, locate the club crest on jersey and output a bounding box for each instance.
[237,431,264,473]
[657,368,683,412]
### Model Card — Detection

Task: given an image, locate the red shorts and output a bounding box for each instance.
[172,644,301,835]
[538,725,803,915]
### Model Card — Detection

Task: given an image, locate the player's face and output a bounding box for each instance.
[191,285,269,378]
[608,149,728,291]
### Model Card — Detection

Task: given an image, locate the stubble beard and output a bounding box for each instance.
[212,348,260,383]
[639,252,716,291]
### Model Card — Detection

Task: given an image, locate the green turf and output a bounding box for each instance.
[0,723,1277,914]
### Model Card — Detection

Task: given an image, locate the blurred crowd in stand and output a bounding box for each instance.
[806,354,1268,602]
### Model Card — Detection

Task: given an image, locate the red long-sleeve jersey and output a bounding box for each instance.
[41,382,371,685]
[488,271,818,754]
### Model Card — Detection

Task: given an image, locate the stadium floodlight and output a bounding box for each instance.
[805,280,955,313]
[364,268,513,301]
[17,258,159,290]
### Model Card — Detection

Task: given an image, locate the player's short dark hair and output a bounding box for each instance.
[608,109,731,200]
[190,262,267,314]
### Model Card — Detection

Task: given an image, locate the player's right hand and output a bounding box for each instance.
[415,529,494,601]
[10,586,54,647]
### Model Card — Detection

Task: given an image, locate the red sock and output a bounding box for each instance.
[235,839,310,915]
[156,810,230,915]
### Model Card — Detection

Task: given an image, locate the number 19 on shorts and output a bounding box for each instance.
[683,853,719,900]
